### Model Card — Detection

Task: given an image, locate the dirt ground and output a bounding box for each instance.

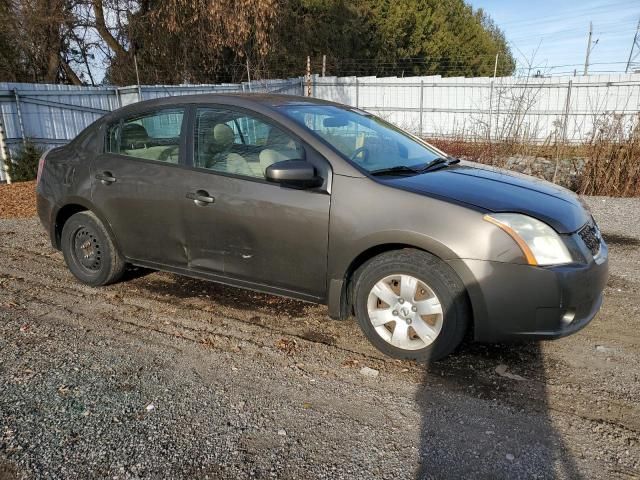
[0,194,639,479]
[0,182,36,219]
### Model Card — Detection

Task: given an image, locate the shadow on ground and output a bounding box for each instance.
[130,272,312,317]
[131,272,580,479]
[415,340,580,479]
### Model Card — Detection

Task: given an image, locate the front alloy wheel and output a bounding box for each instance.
[353,249,469,361]
[367,274,443,350]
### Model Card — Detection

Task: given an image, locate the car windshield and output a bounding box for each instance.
[277,104,442,173]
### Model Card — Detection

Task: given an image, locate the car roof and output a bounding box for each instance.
[108,93,347,119]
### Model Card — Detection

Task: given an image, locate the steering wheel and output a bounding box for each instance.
[160,145,180,162]
[350,146,370,163]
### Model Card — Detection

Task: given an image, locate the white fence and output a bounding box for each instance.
[313,73,640,144]
[2,73,640,182]
[0,79,301,181]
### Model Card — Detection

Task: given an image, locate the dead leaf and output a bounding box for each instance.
[342,358,360,368]
[275,338,300,355]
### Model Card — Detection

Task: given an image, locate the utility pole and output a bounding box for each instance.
[133,54,142,102]
[488,52,499,142]
[583,22,599,75]
[625,17,640,73]
[322,55,326,77]
[246,59,252,92]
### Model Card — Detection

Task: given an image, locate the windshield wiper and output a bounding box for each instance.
[417,156,460,173]
[369,157,460,176]
[369,165,421,176]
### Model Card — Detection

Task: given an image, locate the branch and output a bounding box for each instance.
[71,25,96,85]
[61,58,83,85]
[92,0,128,58]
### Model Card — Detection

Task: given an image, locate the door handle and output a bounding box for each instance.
[95,172,116,185]
[186,190,215,206]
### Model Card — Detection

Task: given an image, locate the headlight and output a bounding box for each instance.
[484,213,572,266]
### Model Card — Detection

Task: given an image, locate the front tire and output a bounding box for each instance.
[352,249,469,362]
[61,211,126,286]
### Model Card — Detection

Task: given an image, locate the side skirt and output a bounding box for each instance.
[127,258,326,306]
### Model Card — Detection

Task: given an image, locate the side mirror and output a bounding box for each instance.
[265,160,322,188]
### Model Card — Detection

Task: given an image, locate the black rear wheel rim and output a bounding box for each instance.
[72,227,102,272]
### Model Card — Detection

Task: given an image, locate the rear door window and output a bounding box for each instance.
[105,108,185,164]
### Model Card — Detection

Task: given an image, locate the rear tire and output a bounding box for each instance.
[352,249,469,362]
[61,211,126,286]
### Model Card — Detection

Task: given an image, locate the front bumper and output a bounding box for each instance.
[448,242,609,342]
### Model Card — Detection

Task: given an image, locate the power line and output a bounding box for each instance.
[495,0,637,28]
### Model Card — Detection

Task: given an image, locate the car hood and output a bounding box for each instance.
[381,161,590,233]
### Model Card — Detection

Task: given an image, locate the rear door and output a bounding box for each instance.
[91,107,189,267]
[181,106,331,299]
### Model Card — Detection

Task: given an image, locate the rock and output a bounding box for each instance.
[595,345,615,354]
[359,366,379,378]
[495,364,525,381]
[146,403,155,411]
[506,453,515,461]
[277,429,287,436]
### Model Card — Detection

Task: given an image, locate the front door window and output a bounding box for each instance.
[193,108,304,178]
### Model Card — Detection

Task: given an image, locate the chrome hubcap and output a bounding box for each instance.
[367,274,443,350]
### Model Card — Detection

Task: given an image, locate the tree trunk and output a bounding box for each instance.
[92,0,128,58]
[45,51,60,82]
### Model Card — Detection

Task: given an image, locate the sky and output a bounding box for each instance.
[468,0,640,75]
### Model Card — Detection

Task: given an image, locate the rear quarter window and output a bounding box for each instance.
[104,109,185,164]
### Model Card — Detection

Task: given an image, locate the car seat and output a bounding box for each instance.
[199,122,252,176]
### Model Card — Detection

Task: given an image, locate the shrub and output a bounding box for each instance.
[7,140,43,182]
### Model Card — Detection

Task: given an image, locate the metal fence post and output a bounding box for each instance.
[115,87,122,109]
[13,89,26,145]
[306,56,311,97]
[355,78,359,109]
[419,80,424,137]
[562,80,573,143]
[0,110,11,184]
[488,79,494,141]
[553,79,574,184]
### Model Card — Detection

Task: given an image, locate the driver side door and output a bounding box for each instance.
[181,106,331,300]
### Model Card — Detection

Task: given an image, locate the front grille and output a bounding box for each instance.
[579,221,601,256]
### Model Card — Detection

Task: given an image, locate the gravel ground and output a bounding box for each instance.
[1,196,639,479]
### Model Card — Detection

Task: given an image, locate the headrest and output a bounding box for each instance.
[266,127,292,148]
[213,123,235,148]
[121,123,149,148]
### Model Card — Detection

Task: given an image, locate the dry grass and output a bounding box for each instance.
[0,180,37,218]
[426,123,640,197]
[426,137,586,165]
[579,114,640,197]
